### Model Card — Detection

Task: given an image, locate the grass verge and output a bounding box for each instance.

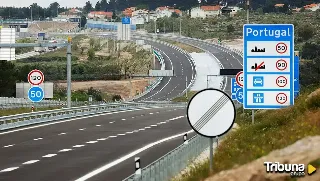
[0,107,59,117]
[160,39,203,53]
[172,91,197,102]
[174,86,320,181]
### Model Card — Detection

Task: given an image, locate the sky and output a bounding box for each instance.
[1,0,100,8]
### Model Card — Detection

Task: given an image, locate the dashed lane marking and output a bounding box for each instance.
[33,138,43,141]
[79,128,86,131]
[73,145,85,148]
[145,127,151,129]
[59,149,72,152]
[126,131,134,134]
[3,144,14,148]
[138,128,145,131]
[86,141,98,144]
[117,133,126,136]
[149,113,153,115]
[0,167,19,172]
[109,122,114,124]
[42,154,57,158]
[150,125,157,127]
[22,160,39,165]
[121,119,126,120]
[58,133,66,135]
[96,125,102,127]
[109,136,117,138]
[97,138,108,141]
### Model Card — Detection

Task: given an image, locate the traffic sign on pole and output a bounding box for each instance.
[243,24,294,109]
[235,71,243,87]
[294,53,300,98]
[122,17,131,24]
[231,78,241,100]
[235,88,243,104]
[186,88,236,137]
[28,69,44,86]
[28,86,44,102]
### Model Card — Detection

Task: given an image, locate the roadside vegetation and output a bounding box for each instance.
[15,38,36,54]
[0,106,59,117]
[159,39,203,53]
[172,91,197,102]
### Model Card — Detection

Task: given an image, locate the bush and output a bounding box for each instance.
[112,95,122,101]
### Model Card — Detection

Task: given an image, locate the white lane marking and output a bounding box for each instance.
[22,160,39,165]
[174,109,177,111]
[73,145,85,148]
[126,131,134,134]
[42,154,57,158]
[58,133,66,135]
[0,108,152,135]
[109,136,117,138]
[156,112,159,113]
[151,125,157,127]
[138,128,145,131]
[75,130,194,181]
[33,138,43,141]
[86,141,98,144]
[0,167,19,172]
[117,133,126,136]
[141,115,144,116]
[132,117,135,118]
[133,130,139,132]
[121,119,126,121]
[3,144,14,148]
[79,128,86,131]
[149,113,153,115]
[145,127,151,129]
[96,125,102,127]
[109,122,114,124]
[59,149,72,152]
[97,138,108,141]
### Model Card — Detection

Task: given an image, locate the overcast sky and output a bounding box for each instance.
[1,0,100,8]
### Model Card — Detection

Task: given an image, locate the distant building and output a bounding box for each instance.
[88,11,113,19]
[191,5,221,18]
[304,3,320,11]
[274,4,285,8]
[58,8,82,18]
[155,6,182,18]
[221,6,242,16]
[132,9,149,17]
[123,7,137,17]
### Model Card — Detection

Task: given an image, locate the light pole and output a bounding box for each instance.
[179,17,182,36]
[30,5,33,21]
[246,0,249,24]
[154,19,157,34]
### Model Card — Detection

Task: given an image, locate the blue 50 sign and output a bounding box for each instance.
[28,86,44,102]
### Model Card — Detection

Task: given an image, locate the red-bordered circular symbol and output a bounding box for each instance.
[235,71,243,87]
[276,42,287,54]
[276,59,287,71]
[276,76,287,87]
[28,69,44,86]
[276,93,287,104]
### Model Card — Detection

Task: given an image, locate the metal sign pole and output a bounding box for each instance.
[185,75,188,98]
[66,43,72,108]
[252,110,254,124]
[209,137,213,172]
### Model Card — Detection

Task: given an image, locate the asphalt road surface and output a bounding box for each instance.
[0,106,194,181]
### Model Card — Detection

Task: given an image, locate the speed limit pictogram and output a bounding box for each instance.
[276,93,287,104]
[276,59,287,71]
[28,69,44,86]
[235,71,243,87]
[276,76,287,87]
[276,42,287,54]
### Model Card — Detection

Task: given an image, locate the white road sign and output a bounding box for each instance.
[28,69,44,86]
[186,88,236,138]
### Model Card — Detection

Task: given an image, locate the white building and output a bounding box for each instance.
[132,9,149,17]
[155,6,182,18]
[304,3,320,11]
[191,5,221,18]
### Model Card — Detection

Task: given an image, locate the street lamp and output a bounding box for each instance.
[30,5,33,21]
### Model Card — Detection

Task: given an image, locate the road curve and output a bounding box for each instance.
[0,106,194,181]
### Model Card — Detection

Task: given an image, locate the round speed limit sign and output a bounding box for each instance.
[28,69,44,86]
[235,71,243,87]
[276,42,287,54]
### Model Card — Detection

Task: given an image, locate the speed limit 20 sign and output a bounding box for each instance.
[28,69,44,85]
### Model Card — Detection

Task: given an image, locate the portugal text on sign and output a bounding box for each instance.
[243,24,294,109]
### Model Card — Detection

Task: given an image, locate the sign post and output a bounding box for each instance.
[243,24,294,109]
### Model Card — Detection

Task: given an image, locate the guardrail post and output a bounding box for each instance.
[183,133,188,145]
[134,157,141,180]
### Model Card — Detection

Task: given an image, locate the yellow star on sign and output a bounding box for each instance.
[308,164,316,175]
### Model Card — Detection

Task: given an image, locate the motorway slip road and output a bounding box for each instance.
[0,106,193,181]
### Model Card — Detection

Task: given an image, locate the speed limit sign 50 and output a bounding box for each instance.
[276,42,287,54]
[28,69,44,86]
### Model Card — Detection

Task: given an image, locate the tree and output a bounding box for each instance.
[100,0,108,11]
[83,1,93,14]
[80,15,87,27]
[87,48,95,60]
[297,24,315,41]
[0,61,17,97]
[227,24,235,33]
[89,38,95,47]
[171,12,179,18]
[95,1,101,11]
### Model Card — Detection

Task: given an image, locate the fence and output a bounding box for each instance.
[123,134,217,181]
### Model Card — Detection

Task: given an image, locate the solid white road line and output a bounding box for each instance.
[145,127,151,129]
[97,138,108,141]
[109,136,117,138]
[150,125,157,127]
[0,108,152,135]
[86,141,98,144]
[0,167,19,172]
[117,133,126,136]
[42,154,57,158]
[22,160,39,165]
[75,130,194,181]
[138,129,145,131]
[126,131,134,134]
[59,149,72,152]
[73,145,85,148]
[3,144,14,148]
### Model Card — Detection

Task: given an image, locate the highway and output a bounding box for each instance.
[0,106,194,181]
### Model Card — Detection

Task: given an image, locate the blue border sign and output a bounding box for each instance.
[294,54,299,98]
[231,78,241,100]
[236,87,243,104]
[28,86,44,102]
[243,24,294,109]
[122,17,131,24]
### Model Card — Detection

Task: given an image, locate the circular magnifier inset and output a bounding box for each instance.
[186,88,236,138]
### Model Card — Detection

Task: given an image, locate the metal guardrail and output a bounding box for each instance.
[0,102,187,131]
[123,134,215,181]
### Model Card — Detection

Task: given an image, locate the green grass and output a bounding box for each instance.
[172,91,197,102]
[0,107,60,117]
[175,86,320,180]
